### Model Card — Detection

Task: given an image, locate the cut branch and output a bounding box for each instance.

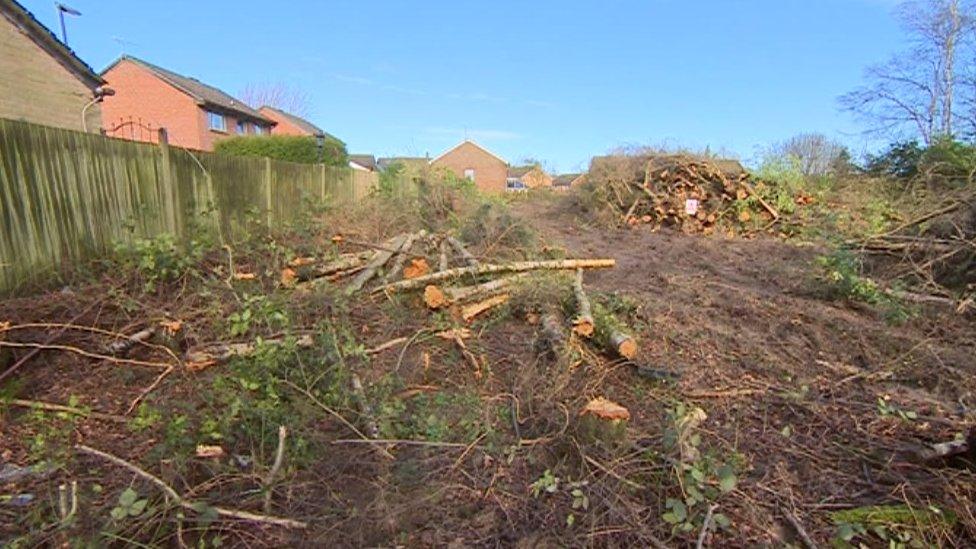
[446,236,479,267]
[346,233,410,293]
[373,258,616,294]
[384,230,427,282]
[185,335,313,371]
[76,444,307,529]
[572,269,595,337]
[460,294,510,322]
[423,274,528,309]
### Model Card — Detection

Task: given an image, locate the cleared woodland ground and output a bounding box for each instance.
[0,187,973,547]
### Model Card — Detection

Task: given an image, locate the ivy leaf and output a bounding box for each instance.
[665,498,687,522]
[129,498,148,516]
[110,506,127,521]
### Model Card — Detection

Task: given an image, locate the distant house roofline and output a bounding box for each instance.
[1,0,104,89]
[258,105,343,142]
[101,55,274,124]
[431,139,508,165]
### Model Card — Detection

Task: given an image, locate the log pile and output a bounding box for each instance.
[586,153,777,234]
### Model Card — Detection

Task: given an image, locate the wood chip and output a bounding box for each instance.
[158,320,183,335]
[195,445,225,459]
[280,268,297,287]
[460,294,510,322]
[233,272,257,280]
[288,257,316,267]
[403,258,430,279]
[581,397,631,421]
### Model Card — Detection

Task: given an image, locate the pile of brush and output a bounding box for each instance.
[586,153,779,234]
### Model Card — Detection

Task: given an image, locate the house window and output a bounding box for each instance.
[236,120,247,134]
[506,178,527,192]
[463,168,475,181]
[254,125,265,135]
[207,111,226,132]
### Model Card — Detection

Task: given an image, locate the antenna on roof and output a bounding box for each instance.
[111,36,139,55]
[54,3,81,46]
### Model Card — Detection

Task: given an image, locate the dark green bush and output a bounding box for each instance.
[215,135,347,166]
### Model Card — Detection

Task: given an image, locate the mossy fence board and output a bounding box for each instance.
[0,118,382,294]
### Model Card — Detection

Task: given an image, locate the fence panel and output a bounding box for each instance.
[0,118,380,294]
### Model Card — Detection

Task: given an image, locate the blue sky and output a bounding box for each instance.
[23,0,905,172]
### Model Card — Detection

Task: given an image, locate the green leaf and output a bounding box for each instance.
[110,506,127,521]
[566,513,575,527]
[129,499,148,516]
[713,513,731,529]
[118,487,138,507]
[837,522,856,542]
[717,465,737,493]
[665,498,687,522]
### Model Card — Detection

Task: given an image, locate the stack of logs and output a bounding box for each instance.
[590,154,778,234]
[284,231,639,361]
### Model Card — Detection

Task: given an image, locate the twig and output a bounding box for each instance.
[696,504,718,549]
[350,374,380,438]
[782,508,819,549]
[332,438,481,449]
[76,444,307,529]
[263,426,288,513]
[6,398,127,423]
[0,300,102,384]
[0,341,172,370]
[126,364,176,415]
[365,336,409,355]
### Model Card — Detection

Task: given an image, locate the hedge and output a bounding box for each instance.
[214,134,347,166]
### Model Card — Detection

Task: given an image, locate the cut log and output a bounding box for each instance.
[403,258,430,279]
[185,335,313,371]
[351,373,380,439]
[105,327,155,356]
[423,274,528,309]
[460,294,510,322]
[346,233,410,293]
[739,180,779,220]
[384,230,427,282]
[373,258,616,294]
[446,236,479,267]
[538,311,567,356]
[609,331,638,359]
[572,269,595,337]
[297,251,373,282]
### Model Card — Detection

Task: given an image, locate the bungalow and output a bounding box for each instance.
[100,55,276,150]
[506,165,553,192]
[552,173,585,191]
[258,105,338,141]
[431,140,509,194]
[0,0,106,132]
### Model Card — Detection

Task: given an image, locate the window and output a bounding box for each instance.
[207,111,226,132]
[506,178,527,192]
[254,125,265,135]
[463,168,475,181]
[236,120,247,134]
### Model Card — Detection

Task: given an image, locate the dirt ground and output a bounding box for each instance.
[1,191,974,547]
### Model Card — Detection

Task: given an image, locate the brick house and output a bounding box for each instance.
[506,165,553,191]
[348,154,377,172]
[100,55,275,150]
[0,0,106,132]
[552,173,585,191]
[431,140,509,194]
[258,106,334,139]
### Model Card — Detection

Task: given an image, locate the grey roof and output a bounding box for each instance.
[377,157,429,171]
[348,154,377,170]
[553,173,583,186]
[1,0,104,89]
[259,106,335,140]
[102,55,273,123]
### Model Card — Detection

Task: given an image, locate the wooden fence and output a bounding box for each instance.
[0,118,387,295]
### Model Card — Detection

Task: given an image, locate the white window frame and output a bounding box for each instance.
[463,168,475,181]
[207,111,226,132]
[236,120,247,134]
[506,178,527,192]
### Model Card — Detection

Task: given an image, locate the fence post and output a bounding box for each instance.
[265,156,273,228]
[320,163,326,202]
[157,128,181,237]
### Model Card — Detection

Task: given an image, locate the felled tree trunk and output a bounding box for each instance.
[438,238,449,272]
[572,269,595,337]
[384,230,427,282]
[346,233,410,293]
[185,335,313,371]
[423,273,528,309]
[373,258,616,294]
[593,303,637,360]
[300,251,373,282]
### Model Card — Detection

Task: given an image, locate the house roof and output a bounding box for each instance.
[1,0,104,89]
[377,157,429,171]
[553,173,583,186]
[102,55,273,124]
[431,140,507,165]
[259,106,335,140]
[507,165,538,178]
[348,154,377,170]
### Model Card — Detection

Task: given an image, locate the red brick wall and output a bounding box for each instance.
[521,168,553,189]
[101,60,271,151]
[259,107,309,136]
[101,60,203,149]
[432,141,508,194]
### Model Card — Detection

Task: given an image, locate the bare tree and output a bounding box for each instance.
[840,0,973,143]
[240,82,312,118]
[768,133,849,176]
